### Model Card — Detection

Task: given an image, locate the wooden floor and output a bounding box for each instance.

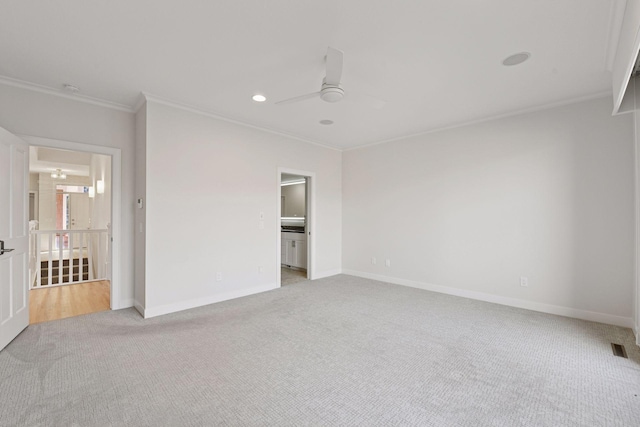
[29,280,110,324]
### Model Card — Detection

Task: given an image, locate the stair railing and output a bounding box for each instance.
[30,229,110,288]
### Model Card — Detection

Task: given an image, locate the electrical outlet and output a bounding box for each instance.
[520,276,528,287]
[371,257,377,265]
[258,266,263,273]
[216,272,222,281]
[385,259,391,267]
[259,220,264,229]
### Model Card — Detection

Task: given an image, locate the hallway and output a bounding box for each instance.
[29,280,110,324]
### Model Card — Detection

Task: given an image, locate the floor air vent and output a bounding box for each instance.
[611,343,628,358]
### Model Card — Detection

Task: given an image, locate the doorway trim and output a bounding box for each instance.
[28,190,38,221]
[18,134,122,309]
[277,167,315,286]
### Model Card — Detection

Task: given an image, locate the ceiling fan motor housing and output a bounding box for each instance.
[320,84,344,103]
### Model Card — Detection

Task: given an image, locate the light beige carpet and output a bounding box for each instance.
[1,274,639,426]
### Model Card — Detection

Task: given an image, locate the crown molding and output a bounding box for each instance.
[345,91,613,152]
[141,93,342,152]
[133,93,147,113]
[0,75,134,113]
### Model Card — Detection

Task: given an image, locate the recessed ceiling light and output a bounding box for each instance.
[502,52,531,66]
[252,94,266,102]
[319,119,334,125]
[62,83,80,93]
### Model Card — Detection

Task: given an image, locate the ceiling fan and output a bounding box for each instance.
[275,47,385,109]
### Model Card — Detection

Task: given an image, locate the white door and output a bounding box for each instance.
[69,193,90,230]
[0,127,29,352]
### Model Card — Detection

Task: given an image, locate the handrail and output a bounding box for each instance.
[31,229,109,234]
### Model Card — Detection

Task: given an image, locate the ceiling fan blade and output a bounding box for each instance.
[325,47,344,86]
[275,91,320,105]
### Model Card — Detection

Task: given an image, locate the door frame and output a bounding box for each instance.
[19,134,122,310]
[28,190,38,223]
[277,167,315,286]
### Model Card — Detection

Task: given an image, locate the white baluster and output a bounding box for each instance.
[69,232,75,284]
[59,232,64,285]
[36,232,42,288]
[98,232,103,279]
[47,233,53,286]
[87,232,93,281]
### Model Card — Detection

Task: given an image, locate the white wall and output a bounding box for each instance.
[0,83,136,308]
[343,97,635,327]
[141,100,342,316]
[134,104,147,312]
[90,154,112,230]
[88,154,112,280]
[29,173,38,192]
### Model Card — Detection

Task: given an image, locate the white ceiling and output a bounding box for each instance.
[0,0,624,150]
[29,147,91,176]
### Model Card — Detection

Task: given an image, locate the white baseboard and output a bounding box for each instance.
[635,322,640,347]
[112,298,134,310]
[133,300,145,317]
[342,270,635,329]
[312,269,342,280]
[143,283,278,319]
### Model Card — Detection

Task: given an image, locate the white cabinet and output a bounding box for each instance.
[294,238,307,268]
[281,232,307,269]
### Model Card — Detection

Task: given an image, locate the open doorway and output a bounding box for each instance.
[27,146,112,323]
[278,170,314,287]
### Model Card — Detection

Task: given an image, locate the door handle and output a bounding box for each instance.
[0,240,15,256]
